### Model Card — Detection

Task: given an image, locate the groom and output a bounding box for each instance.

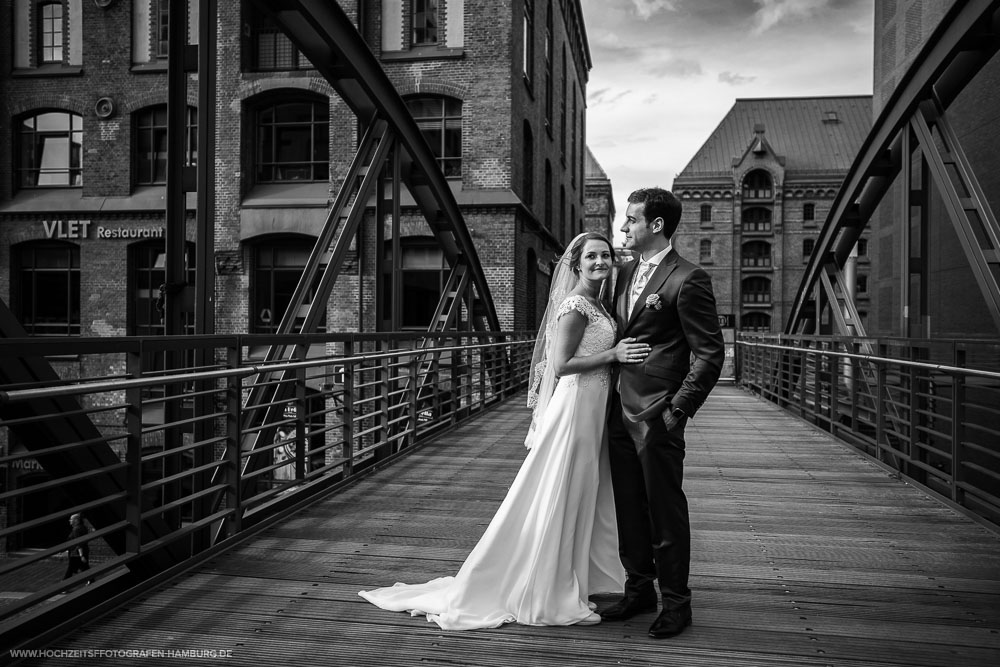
[603,187,725,638]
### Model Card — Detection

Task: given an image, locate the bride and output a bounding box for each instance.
[359,232,650,629]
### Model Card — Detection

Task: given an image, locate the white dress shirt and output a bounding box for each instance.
[627,245,671,319]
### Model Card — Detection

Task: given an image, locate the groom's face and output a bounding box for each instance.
[622,202,661,256]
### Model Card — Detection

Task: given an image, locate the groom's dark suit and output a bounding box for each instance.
[609,248,724,612]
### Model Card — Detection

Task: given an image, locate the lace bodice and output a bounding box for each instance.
[552,295,617,389]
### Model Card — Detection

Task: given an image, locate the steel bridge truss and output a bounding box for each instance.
[787,0,1000,339]
[236,0,505,494]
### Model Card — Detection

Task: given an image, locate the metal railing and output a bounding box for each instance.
[737,334,1000,531]
[0,331,534,652]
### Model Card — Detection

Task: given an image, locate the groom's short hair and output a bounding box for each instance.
[627,188,682,238]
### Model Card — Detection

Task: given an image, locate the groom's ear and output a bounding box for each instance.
[651,217,664,233]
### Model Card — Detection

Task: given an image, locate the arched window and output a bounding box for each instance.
[741,312,771,332]
[741,207,771,234]
[699,239,712,264]
[17,110,83,188]
[741,276,771,304]
[405,96,462,177]
[742,169,772,199]
[251,237,326,333]
[700,204,712,224]
[741,240,771,268]
[253,95,329,184]
[134,105,197,185]
[13,240,80,336]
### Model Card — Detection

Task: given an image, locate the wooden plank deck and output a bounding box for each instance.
[21,386,1000,666]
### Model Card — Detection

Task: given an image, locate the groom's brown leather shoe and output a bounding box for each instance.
[648,606,692,638]
[599,591,658,621]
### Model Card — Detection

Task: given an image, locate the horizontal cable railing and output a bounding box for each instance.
[0,331,535,652]
[737,334,1000,531]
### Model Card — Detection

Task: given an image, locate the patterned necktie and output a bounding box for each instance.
[627,260,656,319]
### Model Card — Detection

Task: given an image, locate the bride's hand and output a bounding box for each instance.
[615,338,650,364]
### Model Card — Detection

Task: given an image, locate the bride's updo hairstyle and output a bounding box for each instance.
[567,232,616,274]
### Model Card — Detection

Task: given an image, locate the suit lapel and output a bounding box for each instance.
[624,250,679,331]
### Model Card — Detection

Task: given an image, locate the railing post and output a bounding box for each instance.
[952,348,966,505]
[479,337,487,411]
[295,365,307,481]
[876,343,887,466]
[225,343,242,538]
[408,351,418,447]
[829,340,840,434]
[343,340,355,478]
[125,350,143,556]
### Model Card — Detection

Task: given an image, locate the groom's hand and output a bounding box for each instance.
[661,407,686,431]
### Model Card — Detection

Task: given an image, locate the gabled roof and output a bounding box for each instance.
[677,96,872,178]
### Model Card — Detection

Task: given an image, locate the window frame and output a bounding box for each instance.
[411,0,440,46]
[741,276,772,304]
[16,109,84,190]
[37,1,65,65]
[700,204,712,224]
[699,239,712,264]
[134,105,198,186]
[252,95,330,185]
[381,236,449,330]
[250,237,327,334]
[803,202,816,223]
[249,7,312,71]
[405,95,462,178]
[522,0,534,84]
[13,240,81,336]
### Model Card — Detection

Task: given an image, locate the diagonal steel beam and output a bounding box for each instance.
[786,0,1000,333]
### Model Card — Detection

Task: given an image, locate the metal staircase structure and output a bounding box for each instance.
[787,0,1000,337]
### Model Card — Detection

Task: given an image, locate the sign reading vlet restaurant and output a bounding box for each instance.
[40,220,164,240]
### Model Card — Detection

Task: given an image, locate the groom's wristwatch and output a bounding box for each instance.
[671,407,687,421]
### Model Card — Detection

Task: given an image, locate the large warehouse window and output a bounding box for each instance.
[17,111,83,188]
[13,241,80,336]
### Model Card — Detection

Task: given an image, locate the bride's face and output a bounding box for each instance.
[578,239,613,283]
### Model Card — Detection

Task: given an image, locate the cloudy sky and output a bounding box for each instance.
[579,0,874,233]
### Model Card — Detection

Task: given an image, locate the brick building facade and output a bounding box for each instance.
[0,0,597,547]
[671,96,872,334]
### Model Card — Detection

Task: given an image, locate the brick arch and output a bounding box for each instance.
[9,95,87,118]
[237,77,334,102]
[122,89,200,116]
[395,78,470,99]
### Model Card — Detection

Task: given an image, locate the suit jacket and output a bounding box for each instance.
[614,249,725,422]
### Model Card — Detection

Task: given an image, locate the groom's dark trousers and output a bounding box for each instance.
[607,394,690,610]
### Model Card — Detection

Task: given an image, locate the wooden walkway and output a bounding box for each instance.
[22,386,1000,666]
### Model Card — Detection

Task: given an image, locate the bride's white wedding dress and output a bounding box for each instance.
[359,295,625,629]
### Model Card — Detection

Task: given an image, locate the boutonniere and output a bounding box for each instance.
[645,294,662,310]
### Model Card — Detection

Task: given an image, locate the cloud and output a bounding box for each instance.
[752,0,830,34]
[649,57,703,78]
[588,88,632,106]
[630,0,678,20]
[718,71,757,86]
